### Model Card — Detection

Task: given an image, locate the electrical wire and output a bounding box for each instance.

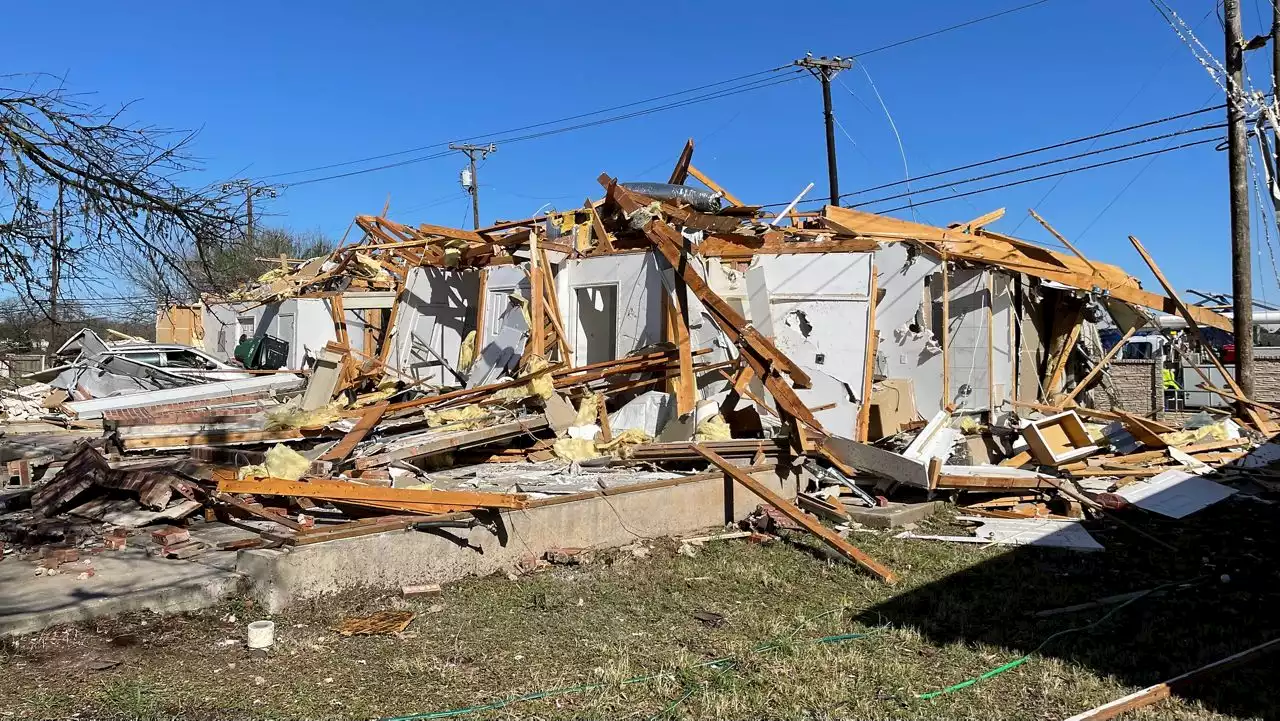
[279,73,804,189]
[258,66,792,180]
[850,122,1225,207]
[872,137,1218,214]
[1010,5,1219,233]
[849,67,915,220]
[840,105,1224,199]
[848,0,1056,58]
[918,577,1198,700]
[261,1,1061,188]
[1074,92,1224,242]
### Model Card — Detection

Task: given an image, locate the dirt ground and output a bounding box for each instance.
[4,499,1280,721]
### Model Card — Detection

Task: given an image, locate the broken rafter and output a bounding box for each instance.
[686,164,745,207]
[691,444,897,583]
[1128,234,1268,430]
[668,138,694,185]
[822,205,1235,333]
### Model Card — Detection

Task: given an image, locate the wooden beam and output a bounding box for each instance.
[1061,325,1139,404]
[686,164,745,207]
[527,231,546,361]
[213,491,307,531]
[935,474,1057,490]
[1044,311,1084,397]
[121,429,307,450]
[413,222,488,244]
[668,138,694,185]
[697,235,879,258]
[354,416,550,468]
[1128,234,1267,429]
[1196,383,1280,416]
[320,401,389,463]
[941,253,951,408]
[1028,208,1101,275]
[1062,637,1280,721]
[586,198,616,254]
[472,268,488,365]
[662,285,697,416]
[954,207,1005,233]
[690,444,897,583]
[218,477,527,509]
[857,266,879,441]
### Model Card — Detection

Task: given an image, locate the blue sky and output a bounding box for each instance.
[3,0,1277,306]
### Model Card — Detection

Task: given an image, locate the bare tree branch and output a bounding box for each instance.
[0,74,244,310]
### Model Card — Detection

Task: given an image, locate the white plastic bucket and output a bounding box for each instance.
[247,620,275,649]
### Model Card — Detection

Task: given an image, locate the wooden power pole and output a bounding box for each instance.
[220,179,278,240]
[794,55,852,206]
[449,143,497,230]
[1225,0,1255,398]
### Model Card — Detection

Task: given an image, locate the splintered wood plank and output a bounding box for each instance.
[320,401,389,463]
[662,285,697,417]
[1128,234,1267,429]
[1028,208,1100,275]
[1062,325,1139,404]
[697,235,880,258]
[1044,309,1084,397]
[218,477,527,509]
[603,175,811,389]
[1062,637,1280,721]
[668,138,694,185]
[856,265,878,441]
[587,197,616,254]
[686,164,745,207]
[691,444,897,583]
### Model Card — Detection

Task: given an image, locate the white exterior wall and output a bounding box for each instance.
[202,298,336,370]
[872,244,1018,421]
[746,253,875,439]
[387,267,478,386]
[558,251,664,362]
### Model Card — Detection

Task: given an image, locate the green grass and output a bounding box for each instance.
[3,500,1280,720]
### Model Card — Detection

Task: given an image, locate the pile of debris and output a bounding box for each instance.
[4,141,1278,585]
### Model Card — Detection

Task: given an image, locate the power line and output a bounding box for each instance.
[849,0,1057,58]
[280,73,804,189]
[262,1,1060,189]
[850,121,1225,207]
[841,105,1225,198]
[872,137,1219,213]
[258,66,791,181]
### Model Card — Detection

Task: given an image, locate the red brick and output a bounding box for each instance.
[151,526,190,546]
[40,547,79,568]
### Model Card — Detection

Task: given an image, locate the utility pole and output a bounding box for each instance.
[1273,0,1279,163]
[220,179,278,240]
[449,143,497,230]
[48,182,63,357]
[794,55,852,206]
[1225,0,1255,398]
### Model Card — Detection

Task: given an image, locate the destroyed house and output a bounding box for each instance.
[8,141,1277,612]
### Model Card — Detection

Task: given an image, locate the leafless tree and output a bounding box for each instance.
[0,73,243,308]
[122,226,333,300]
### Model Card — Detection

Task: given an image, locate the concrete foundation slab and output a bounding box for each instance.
[238,467,796,613]
[0,548,243,637]
[845,501,942,529]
